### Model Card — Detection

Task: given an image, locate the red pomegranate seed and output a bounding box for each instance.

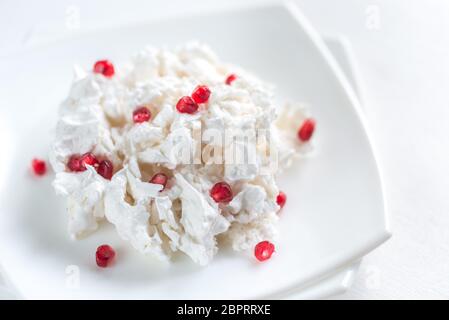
[210,182,233,203]
[298,118,316,142]
[276,191,287,209]
[96,244,116,268]
[254,241,275,262]
[149,173,168,191]
[176,96,199,114]
[97,160,113,180]
[191,85,211,104]
[31,158,47,176]
[67,155,82,172]
[93,60,115,77]
[133,106,151,123]
[225,74,237,85]
[80,152,99,168]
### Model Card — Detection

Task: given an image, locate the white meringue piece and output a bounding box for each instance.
[175,173,230,265]
[53,166,107,238]
[104,167,169,261]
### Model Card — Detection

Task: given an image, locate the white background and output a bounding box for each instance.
[1,0,448,299]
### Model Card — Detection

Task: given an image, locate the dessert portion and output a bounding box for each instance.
[50,43,315,266]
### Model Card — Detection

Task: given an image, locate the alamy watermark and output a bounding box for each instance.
[65,5,81,31]
[159,125,280,172]
[65,265,80,290]
[365,5,381,31]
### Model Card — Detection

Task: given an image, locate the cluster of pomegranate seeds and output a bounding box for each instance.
[67,153,113,180]
[149,172,168,191]
[210,182,233,203]
[276,191,287,209]
[96,244,116,268]
[254,241,275,262]
[176,85,211,114]
[191,85,211,104]
[225,74,237,85]
[176,96,199,114]
[31,158,47,176]
[93,60,115,77]
[67,152,98,172]
[133,106,151,124]
[298,118,316,142]
[97,160,113,180]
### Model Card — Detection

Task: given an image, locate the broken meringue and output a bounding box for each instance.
[50,43,313,265]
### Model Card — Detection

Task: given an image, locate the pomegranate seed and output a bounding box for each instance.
[80,152,99,168]
[191,85,211,104]
[67,155,82,172]
[133,106,151,123]
[149,173,168,191]
[225,74,237,85]
[254,241,275,262]
[93,60,115,77]
[96,244,116,268]
[276,191,287,209]
[97,160,113,180]
[31,158,47,176]
[210,182,233,203]
[176,96,199,114]
[298,118,316,142]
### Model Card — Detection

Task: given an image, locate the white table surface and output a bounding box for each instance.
[1,0,448,299]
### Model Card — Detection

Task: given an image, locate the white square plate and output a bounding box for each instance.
[0,2,390,299]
